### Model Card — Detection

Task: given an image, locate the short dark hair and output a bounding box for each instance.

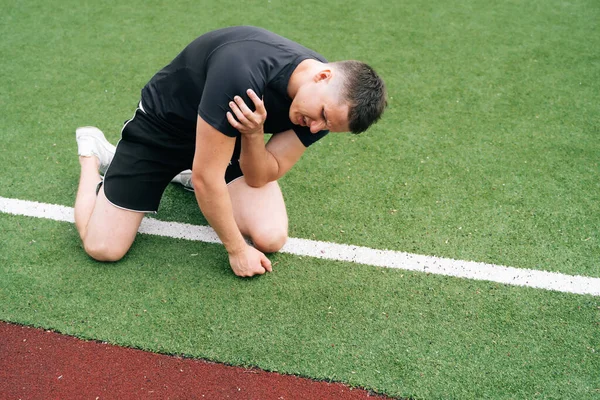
[333,61,387,134]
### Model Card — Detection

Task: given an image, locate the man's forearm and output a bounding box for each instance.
[239,134,279,187]
[193,176,246,255]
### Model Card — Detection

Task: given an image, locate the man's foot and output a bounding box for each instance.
[76,126,116,175]
[171,169,194,191]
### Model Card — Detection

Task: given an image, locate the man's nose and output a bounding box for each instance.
[310,120,325,133]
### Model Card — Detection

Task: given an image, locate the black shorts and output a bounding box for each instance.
[103,103,243,212]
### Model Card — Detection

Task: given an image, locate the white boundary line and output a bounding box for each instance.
[1,196,598,296]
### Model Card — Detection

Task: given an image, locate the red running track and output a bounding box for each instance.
[0,322,394,399]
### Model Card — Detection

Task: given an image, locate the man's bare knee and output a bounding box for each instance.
[83,240,129,262]
[252,228,288,253]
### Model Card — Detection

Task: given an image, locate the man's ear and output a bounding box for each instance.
[314,69,333,83]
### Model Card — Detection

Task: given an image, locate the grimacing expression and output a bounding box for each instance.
[289,71,350,133]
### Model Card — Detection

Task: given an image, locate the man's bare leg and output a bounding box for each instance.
[172,171,288,253]
[74,127,144,261]
[227,177,288,253]
[76,184,144,262]
[74,155,104,238]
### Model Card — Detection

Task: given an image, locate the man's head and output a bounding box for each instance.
[331,61,387,134]
[289,60,387,134]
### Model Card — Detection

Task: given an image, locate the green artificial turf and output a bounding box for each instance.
[1,213,599,399]
[2,0,598,277]
[2,0,599,398]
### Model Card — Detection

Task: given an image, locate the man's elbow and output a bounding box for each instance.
[191,170,219,195]
[244,175,270,188]
[240,166,277,188]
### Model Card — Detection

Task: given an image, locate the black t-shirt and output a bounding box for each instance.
[140,26,329,147]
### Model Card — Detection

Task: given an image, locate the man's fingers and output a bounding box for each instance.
[233,96,260,123]
[230,97,262,127]
[226,111,242,128]
[233,96,252,115]
[247,89,267,117]
[229,91,266,130]
[261,253,273,272]
[248,267,266,277]
[229,100,250,123]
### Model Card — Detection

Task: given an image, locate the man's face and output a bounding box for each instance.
[289,73,350,133]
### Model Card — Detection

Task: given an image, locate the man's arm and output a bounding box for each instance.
[192,115,272,277]
[240,129,307,187]
[227,89,307,187]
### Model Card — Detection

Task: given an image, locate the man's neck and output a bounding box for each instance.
[287,59,324,99]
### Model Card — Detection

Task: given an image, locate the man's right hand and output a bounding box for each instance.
[228,244,273,277]
[226,89,267,138]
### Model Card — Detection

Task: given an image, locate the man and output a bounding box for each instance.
[74,26,386,277]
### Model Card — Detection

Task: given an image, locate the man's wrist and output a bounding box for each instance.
[226,240,247,256]
[241,129,264,139]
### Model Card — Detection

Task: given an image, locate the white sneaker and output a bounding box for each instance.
[171,169,194,191]
[76,126,116,175]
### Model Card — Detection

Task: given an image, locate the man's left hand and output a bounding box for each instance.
[227,89,267,137]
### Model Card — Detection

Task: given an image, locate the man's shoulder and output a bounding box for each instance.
[208,26,293,46]
[205,26,325,62]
